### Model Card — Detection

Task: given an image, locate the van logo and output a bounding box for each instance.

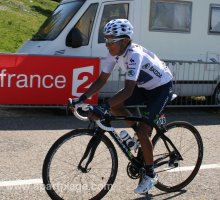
[72,66,94,96]
[54,50,65,55]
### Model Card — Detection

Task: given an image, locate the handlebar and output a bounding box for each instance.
[73,103,90,121]
[71,103,114,132]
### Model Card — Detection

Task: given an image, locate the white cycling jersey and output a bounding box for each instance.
[102,43,173,90]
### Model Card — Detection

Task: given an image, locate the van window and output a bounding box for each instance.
[32,0,85,41]
[209,4,220,34]
[149,0,192,33]
[74,3,98,46]
[98,4,129,43]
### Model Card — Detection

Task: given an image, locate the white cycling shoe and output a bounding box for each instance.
[134,174,158,194]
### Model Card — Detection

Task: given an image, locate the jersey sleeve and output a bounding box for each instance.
[101,54,116,74]
[126,52,142,81]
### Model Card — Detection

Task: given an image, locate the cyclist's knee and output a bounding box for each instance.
[110,103,125,115]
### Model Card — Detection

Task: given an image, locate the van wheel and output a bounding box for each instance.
[212,86,220,105]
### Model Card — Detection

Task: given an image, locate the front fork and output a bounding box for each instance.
[77,128,104,173]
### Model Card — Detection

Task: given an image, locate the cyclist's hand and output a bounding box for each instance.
[88,103,110,120]
[67,94,87,115]
[69,94,87,106]
[68,98,80,107]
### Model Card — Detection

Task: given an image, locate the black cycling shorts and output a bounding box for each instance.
[124,81,173,126]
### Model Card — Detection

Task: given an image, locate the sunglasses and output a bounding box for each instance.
[104,38,126,45]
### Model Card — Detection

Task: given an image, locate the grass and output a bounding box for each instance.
[0,0,58,53]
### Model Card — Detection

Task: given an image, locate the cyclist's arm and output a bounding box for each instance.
[108,79,136,107]
[83,71,111,99]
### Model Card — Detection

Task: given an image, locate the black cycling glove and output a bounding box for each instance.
[69,94,87,106]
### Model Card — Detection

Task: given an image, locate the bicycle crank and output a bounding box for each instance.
[127,162,140,179]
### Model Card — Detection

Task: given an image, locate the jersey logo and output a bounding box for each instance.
[149,66,162,78]
[142,63,151,69]
[127,69,135,77]
[130,58,135,63]
[142,63,162,78]
[128,58,136,66]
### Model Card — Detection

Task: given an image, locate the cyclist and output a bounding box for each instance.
[70,19,173,194]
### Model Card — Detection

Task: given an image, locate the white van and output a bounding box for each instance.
[18,0,220,104]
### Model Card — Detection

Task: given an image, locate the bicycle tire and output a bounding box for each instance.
[42,129,118,200]
[152,121,203,192]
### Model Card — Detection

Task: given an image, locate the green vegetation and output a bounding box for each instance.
[0,0,58,53]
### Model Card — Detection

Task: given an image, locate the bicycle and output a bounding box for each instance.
[42,99,204,200]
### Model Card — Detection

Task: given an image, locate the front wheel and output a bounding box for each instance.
[153,121,203,192]
[42,129,118,200]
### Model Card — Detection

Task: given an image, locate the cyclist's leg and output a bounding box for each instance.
[140,81,173,165]
[110,102,134,126]
[111,86,146,127]
[110,87,155,175]
[134,82,173,194]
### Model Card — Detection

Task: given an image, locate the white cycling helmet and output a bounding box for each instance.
[103,19,134,39]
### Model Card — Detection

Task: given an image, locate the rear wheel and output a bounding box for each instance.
[153,121,203,192]
[42,129,118,200]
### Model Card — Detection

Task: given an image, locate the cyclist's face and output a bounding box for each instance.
[104,35,130,56]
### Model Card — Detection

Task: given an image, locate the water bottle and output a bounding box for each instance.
[133,133,141,148]
[120,130,136,150]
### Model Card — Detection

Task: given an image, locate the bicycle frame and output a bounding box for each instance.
[78,114,182,175]
[153,126,183,169]
[106,116,183,169]
[72,104,183,174]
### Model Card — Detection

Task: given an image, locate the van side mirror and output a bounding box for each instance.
[66,28,83,48]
